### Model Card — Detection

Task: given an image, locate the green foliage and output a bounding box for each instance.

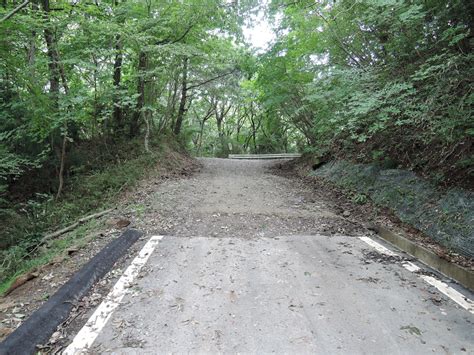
[352,193,368,205]
[0,138,168,289]
[0,0,261,262]
[255,0,473,184]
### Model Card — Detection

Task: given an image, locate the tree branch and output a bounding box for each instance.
[156,24,194,45]
[187,70,237,91]
[0,0,30,23]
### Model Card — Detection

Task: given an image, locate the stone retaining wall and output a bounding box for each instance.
[312,161,474,258]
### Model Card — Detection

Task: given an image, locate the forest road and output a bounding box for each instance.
[64,158,473,354]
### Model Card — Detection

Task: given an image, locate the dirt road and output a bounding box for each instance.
[63,158,473,353]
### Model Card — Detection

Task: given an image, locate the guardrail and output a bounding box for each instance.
[228,153,302,160]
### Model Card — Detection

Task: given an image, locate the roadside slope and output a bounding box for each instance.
[0,144,198,341]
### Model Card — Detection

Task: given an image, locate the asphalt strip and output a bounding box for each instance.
[63,235,163,354]
[0,228,143,355]
[65,234,474,354]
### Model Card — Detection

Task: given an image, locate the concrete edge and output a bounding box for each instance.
[370,224,473,292]
[0,228,143,355]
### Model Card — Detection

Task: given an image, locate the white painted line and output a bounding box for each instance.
[402,261,421,273]
[63,236,163,355]
[359,236,398,256]
[359,236,474,314]
[421,275,474,314]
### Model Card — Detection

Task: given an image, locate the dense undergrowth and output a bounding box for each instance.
[0,136,189,292]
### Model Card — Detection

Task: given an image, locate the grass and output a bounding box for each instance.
[0,219,100,295]
[0,137,188,294]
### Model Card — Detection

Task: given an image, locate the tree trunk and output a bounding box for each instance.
[252,121,257,152]
[216,114,224,145]
[158,76,177,134]
[197,120,205,155]
[41,0,68,199]
[195,102,214,155]
[130,51,147,137]
[113,35,123,132]
[55,134,67,200]
[215,101,232,156]
[144,115,150,152]
[42,0,60,106]
[173,57,188,136]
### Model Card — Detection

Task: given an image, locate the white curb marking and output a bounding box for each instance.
[401,261,421,273]
[359,236,474,314]
[420,275,474,313]
[359,236,398,256]
[63,235,163,354]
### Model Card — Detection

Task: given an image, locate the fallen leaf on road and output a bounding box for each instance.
[0,327,14,338]
[400,325,422,336]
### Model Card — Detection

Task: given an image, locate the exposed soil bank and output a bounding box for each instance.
[293,157,473,259]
